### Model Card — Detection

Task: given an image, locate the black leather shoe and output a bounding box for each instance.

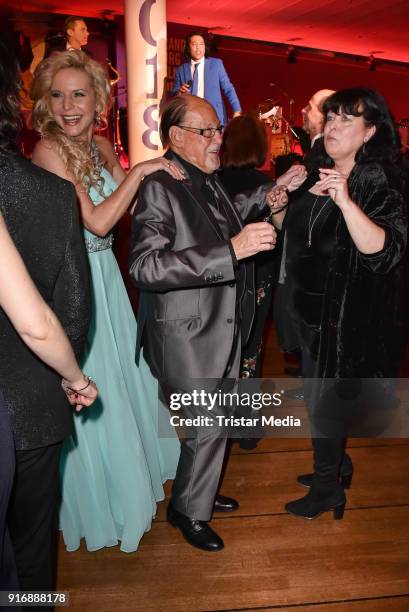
[285,486,346,520]
[297,454,353,489]
[167,503,224,551]
[214,494,239,512]
[284,387,304,401]
[238,438,259,450]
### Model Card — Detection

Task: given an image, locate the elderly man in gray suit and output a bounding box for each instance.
[129,95,305,551]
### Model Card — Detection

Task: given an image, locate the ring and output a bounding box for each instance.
[167,162,171,168]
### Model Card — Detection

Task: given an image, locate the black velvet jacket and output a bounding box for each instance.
[0,151,90,450]
[312,162,408,379]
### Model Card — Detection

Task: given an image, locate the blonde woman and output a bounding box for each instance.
[31,51,181,553]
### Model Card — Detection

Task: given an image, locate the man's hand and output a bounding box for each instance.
[266,185,288,214]
[276,164,307,191]
[231,222,277,261]
[179,82,192,94]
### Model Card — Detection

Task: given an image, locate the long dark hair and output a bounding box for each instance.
[0,38,22,152]
[319,88,401,169]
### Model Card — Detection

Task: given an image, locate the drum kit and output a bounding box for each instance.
[258,97,300,161]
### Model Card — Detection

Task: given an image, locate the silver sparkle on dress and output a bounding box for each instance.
[84,233,114,253]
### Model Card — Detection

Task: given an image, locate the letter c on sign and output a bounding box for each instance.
[139,0,157,47]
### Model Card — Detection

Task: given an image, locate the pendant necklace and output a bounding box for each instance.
[307,195,331,247]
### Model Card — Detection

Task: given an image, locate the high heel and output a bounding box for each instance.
[285,486,346,521]
[333,502,345,520]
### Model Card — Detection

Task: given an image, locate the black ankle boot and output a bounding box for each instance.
[285,484,346,520]
[297,453,353,489]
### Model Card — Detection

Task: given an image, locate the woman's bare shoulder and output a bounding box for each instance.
[33,137,58,153]
[32,138,72,182]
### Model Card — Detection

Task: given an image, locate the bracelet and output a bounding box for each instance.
[62,374,93,394]
[264,204,288,222]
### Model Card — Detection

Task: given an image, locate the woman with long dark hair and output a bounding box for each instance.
[268,88,407,519]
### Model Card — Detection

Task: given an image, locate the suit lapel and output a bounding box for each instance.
[214,177,244,232]
[180,180,224,240]
[166,150,229,241]
[184,62,191,84]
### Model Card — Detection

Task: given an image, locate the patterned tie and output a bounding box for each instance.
[204,176,240,236]
[204,175,220,211]
[191,62,199,96]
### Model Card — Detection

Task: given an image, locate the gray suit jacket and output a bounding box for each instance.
[129,154,271,382]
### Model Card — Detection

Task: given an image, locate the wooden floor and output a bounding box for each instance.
[56,324,409,611]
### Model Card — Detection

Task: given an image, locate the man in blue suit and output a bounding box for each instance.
[171,32,241,126]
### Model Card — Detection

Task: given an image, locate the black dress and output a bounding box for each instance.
[284,190,339,360]
[218,167,275,377]
[0,150,90,592]
[283,165,407,506]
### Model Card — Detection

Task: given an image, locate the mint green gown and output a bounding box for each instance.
[59,166,179,553]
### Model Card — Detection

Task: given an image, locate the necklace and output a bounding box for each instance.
[306,195,331,247]
[91,140,104,175]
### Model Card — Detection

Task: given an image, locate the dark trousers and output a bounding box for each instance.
[302,349,344,491]
[8,443,63,593]
[170,332,241,522]
[0,400,19,593]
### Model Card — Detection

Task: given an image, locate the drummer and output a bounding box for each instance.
[301,89,335,167]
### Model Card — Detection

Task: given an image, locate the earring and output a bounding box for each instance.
[95,112,102,128]
[362,139,367,154]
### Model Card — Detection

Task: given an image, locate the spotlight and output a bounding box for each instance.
[286,45,297,64]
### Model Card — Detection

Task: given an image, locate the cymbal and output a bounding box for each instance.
[258,100,280,111]
[260,105,281,120]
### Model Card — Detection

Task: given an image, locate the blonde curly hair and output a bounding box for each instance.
[31,51,111,190]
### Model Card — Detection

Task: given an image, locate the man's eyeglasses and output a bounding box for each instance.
[176,125,224,138]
